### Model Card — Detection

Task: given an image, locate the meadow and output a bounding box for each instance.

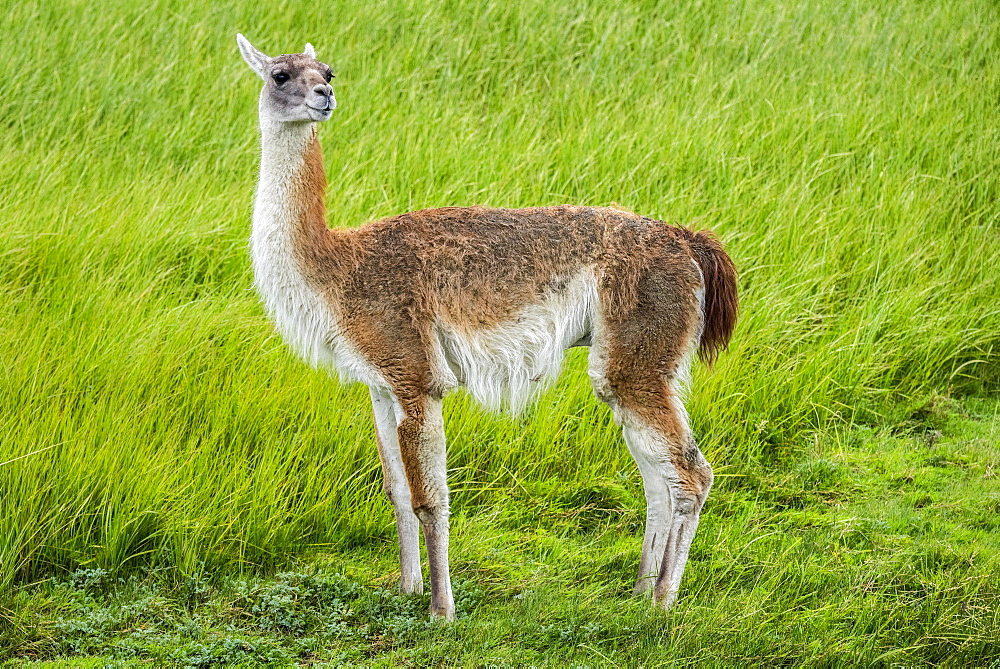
[2,0,999,664]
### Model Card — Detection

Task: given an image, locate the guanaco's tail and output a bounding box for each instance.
[686,230,739,366]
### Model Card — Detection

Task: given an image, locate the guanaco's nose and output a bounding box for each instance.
[313,83,333,97]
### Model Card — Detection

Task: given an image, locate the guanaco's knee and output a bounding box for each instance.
[395,407,449,518]
[674,438,713,510]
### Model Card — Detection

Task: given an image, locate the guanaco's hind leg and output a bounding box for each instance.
[395,394,455,620]
[619,415,673,595]
[597,375,713,608]
[655,433,712,608]
[589,237,712,608]
[369,388,423,594]
[621,396,712,608]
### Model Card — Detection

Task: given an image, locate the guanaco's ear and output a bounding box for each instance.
[237,33,271,81]
[304,42,316,58]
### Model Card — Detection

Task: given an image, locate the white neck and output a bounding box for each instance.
[250,113,330,365]
[252,115,319,275]
[255,116,317,209]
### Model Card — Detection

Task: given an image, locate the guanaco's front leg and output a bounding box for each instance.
[370,388,423,595]
[395,394,454,620]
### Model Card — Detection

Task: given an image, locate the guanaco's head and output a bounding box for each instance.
[237,34,336,123]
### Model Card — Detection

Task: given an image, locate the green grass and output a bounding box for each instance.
[2,0,999,664]
[4,402,1000,664]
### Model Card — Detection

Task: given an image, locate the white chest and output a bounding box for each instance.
[250,197,333,366]
[250,127,387,389]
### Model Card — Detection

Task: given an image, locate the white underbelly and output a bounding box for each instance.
[431,270,598,413]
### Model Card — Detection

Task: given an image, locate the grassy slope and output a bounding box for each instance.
[1,0,999,663]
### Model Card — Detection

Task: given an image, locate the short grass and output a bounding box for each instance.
[2,0,999,664]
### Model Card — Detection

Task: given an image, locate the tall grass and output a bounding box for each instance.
[1,0,998,597]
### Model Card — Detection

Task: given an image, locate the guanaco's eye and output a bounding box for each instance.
[272,72,289,84]
[324,68,334,82]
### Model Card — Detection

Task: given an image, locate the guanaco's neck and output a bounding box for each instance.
[254,119,330,255]
[250,117,341,366]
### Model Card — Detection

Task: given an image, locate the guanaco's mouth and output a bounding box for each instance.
[305,105,334,121]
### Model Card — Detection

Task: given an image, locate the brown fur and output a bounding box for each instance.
[291,139,738,415]
[265,110,737,615]
[681,229,739,366]
[396,411,430,507]
[289,137,734,489]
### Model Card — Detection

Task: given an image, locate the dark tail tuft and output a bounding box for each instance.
[687,229,739,366]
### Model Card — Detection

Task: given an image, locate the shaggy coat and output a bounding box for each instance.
[239,36,738,620]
